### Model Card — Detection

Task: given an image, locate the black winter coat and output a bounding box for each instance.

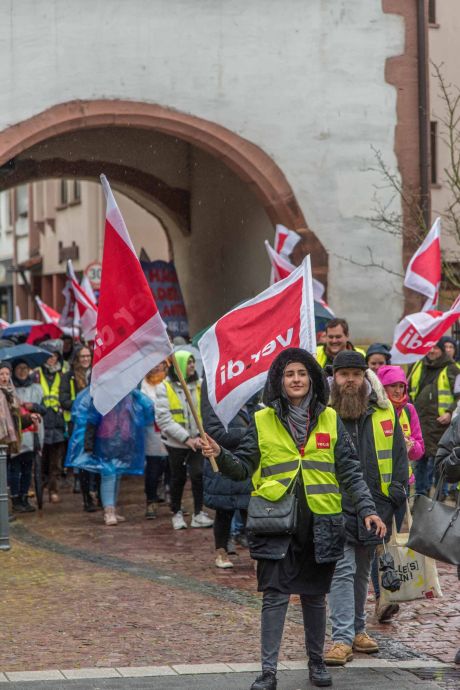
[40,368,66,445]
[215,349,377,565]
[410,354,460,456]
[201,379,254,512]
[435,414,460,483]
[340,396,408,545]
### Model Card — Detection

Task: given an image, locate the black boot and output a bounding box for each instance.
[250,670,277,690]
[309,659,332,687]
[80,470,97,513]
[21,496,36,513]
[455,649,460,665]
[82,491,97,513]
[11,496,28,513]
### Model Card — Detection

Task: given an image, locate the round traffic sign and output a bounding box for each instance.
[84,262,102,289]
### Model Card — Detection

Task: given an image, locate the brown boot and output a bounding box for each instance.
[324,642,353,666]
[353,632,379,653]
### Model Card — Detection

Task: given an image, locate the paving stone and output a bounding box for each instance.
[62,668,122,679]
[116,666,177,676]
[172,663,232,674]
[279,660,308,669]
[225,663,262,672]
[5,671,64,681]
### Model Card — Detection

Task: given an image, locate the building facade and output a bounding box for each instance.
[0,1,441,340]
[0,180,168,321]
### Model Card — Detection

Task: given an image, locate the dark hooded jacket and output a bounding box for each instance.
[335,370,408,544]
[435,414,460,483]
[409,353,460,456]
[201,378,256,511]
[39,358,66,445]
[215,348,376,568]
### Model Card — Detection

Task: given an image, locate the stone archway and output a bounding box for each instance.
[0,100,327,267]
[0,100,329,328]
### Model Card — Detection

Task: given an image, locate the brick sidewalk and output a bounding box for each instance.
[1,477,459,673]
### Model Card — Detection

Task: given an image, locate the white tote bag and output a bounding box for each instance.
[378,503,443,604]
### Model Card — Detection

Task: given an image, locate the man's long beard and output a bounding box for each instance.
[330,381,369,420]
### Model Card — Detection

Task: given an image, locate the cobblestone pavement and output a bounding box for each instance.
[1,477,459,676]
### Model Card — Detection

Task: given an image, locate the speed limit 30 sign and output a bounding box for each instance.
[84,262,102,289]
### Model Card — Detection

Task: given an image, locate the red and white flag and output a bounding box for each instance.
[81,274,97,305]
[67,260,98,342]
[269,225,300,284]
[404,217,441,310]
[391,295,460,364]
[199,256,316,427]
[265,240,295,283]
[35,296,61,325]
[91,175,173,415]
[265,241,335,318]
[274,224,300,258]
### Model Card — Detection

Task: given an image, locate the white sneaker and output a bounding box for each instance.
[172,510,187,530]
[191,511,214,528]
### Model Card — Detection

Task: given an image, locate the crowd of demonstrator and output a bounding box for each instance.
[2,318,460,689]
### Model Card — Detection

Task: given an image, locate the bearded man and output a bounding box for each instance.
[324,351,408,666]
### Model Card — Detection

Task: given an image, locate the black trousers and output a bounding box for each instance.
[261,588,326,671]
[167,446,204,515]
[213,508,248,550]
[145,455,169,502]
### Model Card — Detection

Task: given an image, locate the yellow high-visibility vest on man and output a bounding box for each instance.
[315,318,365,369]
[321,349,409,662]
[408,342,460,498]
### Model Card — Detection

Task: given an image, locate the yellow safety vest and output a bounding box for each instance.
[316,344,366,368]
[409,360,454,416]
[371,406,396,497]
[63,378,76,423]
[164,380,202,426]
[39,370,61,412]
[252,406,342,515]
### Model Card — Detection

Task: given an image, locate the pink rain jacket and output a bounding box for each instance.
[377,365,425,462]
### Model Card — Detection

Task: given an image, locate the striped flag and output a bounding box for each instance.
[67,260,98,341]
[90,175,173,415]
[35,296,61,325]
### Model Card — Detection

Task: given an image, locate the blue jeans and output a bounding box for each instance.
[414,455,435,496]
[328,542,375,645]
[100,474,120,508]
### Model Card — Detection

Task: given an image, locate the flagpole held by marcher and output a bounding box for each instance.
[170,352,219,473]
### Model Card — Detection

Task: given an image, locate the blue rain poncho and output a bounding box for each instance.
[65,388,154,476]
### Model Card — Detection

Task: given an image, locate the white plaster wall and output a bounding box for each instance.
[429,2,460,261]
[0,0,405,339]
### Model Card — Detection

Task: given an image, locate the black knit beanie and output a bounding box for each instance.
[333,350,368,371]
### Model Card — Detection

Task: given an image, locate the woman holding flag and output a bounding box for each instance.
[201,347,384,690]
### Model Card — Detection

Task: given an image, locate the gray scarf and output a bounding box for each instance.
[282,385,313,449]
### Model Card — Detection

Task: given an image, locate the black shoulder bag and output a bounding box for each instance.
[407,474,460,566]
[246,482,298,536]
